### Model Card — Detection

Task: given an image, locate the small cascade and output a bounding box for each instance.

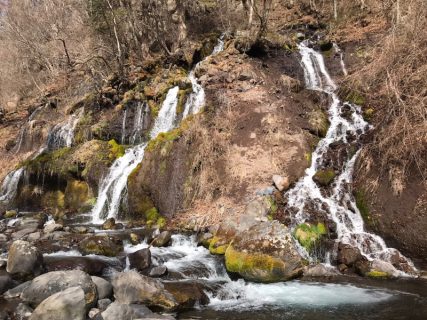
[182,36,225,119]
[0,168,25,203]
[130,102,149,145]
[333,43,348,76]
[91,87,180,223]
[46,109,82,151]
[14,106,44,154]
[120,108,127,144]
[285,42,414,272]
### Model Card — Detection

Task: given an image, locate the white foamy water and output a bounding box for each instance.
[91,87,179,223]
[333,43,348,76]
[130,102,149,145]
[121,108,127,144]
[284,42,414,272]
[0,168,25,204]
[46,109,82,150]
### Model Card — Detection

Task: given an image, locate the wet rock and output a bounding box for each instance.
[354,258,371,276]
[91,276,112,299]
[88,308,100,319]
[337,243,363,267]
[151,231,172,247]
[304,264,339,277]
[0,274,13,294]
[12,227,38,241]
[15,302,33,320]
[112,270,178,310]
[97,298,112,311]
[164,281,209,310]
[21,270,97,308]
[101,302,153,320]
[7,240,44,278]
[296,32,305,40]
[72,226,89,234]
[225,220,304,282]
[367,260,399,278]
[313,168,336,186]
[272,175,290,192]
[102,218,116,230]
[149,265,168,277]
[43,223,63,234]
[129,233,141,245]
[27,232,41,242]
[3,280,32,299]
[128,248,151,271]
[29,286,86,320]
[196,232,213,248]
[43,256,110,275]
[0,233,7,243]
[78,235,123,257]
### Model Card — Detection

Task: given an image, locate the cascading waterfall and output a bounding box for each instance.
[14,105,44,154]
[129,102,149,145]
[285,42,414,272]
[121,108,127,144]
[0,167,25,204]
[91,37,225,223]
[91,86,180,223]
[46,109,82,151]
[333,43,348,76]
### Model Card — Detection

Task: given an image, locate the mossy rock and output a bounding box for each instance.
[78,236,123,257]
[4,210,17,218]
[313,168,336,186]
[308,109,330,137]
[209,236,230,255]
[346,91,365,106]
[145,207,167,228]
[294,223,327,252]
[64,180,91,211]
[41,190,65,216]
[366,270,390,279]
[363,107,374,121]
[354,189,373,225]
[108,139,125,160]
[225,245,301,282]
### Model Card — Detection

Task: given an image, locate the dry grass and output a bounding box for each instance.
[349,0,427,187]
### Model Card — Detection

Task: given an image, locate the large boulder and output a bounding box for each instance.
[29,287,86,320]
[128,248,151,271]
[101,302,153,320]
[22,270,97,308]
[224,220,304,282]
[151,231,172,247]
[78,235,123,257]
[112,270,178,310]
[44,256,110,275]
[91,276,112,299]
[337,243,363,267]
[163,281,209,310]
[6,240,44,278]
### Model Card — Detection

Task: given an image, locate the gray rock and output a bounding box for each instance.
[255,187,275,196]
[151,231,172,247]
[88,308,101,319]
[149,265,168,278]
[112,270,178,310]
[244,198,270,218]
[0,274,13,294]
[304,264,340,277]
[91,276,112,299]
[128,248,151,271]
[43,223,63,234]
[29,286,86,320]
[15,303,33,320]
[272,175,290,192]
[370,259,399,278]
[97,298,112,311]
[337,243,363,267]
[7,240,44,278]
[27,232,41,242]
[135,315,176,320]
[0,233,8,243]
[101,302,153,320]
[4,280,32,299]
[22,270,97,308]
[12,227,38,240]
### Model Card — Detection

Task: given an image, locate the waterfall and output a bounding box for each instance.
[130,102,149,145]
[285,42,413,271]
[0,168,25,204]
[182,36,225,119]
[14,105,44,154]
[333,43,348,76]
[91,86,180,223]
[91,36,225,223]
[121,108,127,144]
[46,109,82,151]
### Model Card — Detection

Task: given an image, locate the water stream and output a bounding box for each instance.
[0,168,25,204]
[46,109,82,151]
[285,42,414,272]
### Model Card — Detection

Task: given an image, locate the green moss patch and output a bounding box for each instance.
[313,168,336,186]
[294,222,327,252]
[108,139,125,160]
[209,236,230,255]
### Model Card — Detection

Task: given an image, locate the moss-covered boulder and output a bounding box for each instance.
[308,109,330,138]
[224,221,303,282]
[313,168,336,186]
[294,223,327,253]
[78,236,123,257]
[64,180,91,212]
